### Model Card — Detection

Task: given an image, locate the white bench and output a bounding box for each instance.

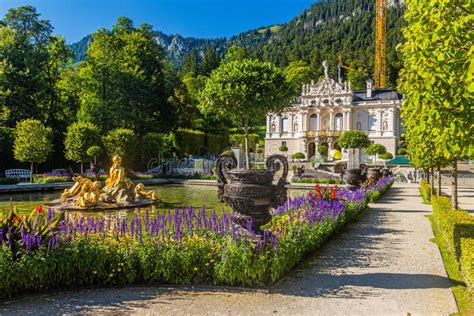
[5,169,31,182]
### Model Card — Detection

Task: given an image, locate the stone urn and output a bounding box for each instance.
[367,167,382,180]
[382,168,391,177]
[341,164,368,188]
[217,153,288,231]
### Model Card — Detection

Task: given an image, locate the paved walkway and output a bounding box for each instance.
[0,184,458,315]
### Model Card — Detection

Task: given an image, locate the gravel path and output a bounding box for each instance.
[0,184,458,315]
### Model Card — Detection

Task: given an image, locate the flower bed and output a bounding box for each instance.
[0,177,393,298]
[291,177,344,184]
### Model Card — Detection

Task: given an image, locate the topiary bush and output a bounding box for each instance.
[419,179,432,204]
[338,130,371,149]
[291,152,305,160]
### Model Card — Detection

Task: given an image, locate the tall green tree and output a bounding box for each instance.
[283,60,315,94]
[398,0,473,209]
[181,50,199,76]
[200,46,220,76]
[76,17,174,134]
[102,128,138,165]
[13,119,53,182]
[224,46,252,62]
[64,122,101,174]
[200,59,293,168]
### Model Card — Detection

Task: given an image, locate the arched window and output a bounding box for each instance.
[309,114,318,131]
[335,113,343,131]
[368,115,377,131]
[310,100,317,106]
[281,118,289,132]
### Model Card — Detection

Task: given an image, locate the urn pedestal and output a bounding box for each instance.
[217,154,288,231]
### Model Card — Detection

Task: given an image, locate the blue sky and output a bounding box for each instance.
[0,0,315,43]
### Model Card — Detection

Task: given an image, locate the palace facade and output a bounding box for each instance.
[265,61,403,161]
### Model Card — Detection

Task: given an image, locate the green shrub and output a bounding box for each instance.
[102,128,138,163]
[279,145,288,152]
[175,129,206,157]
[229,133,259,150]
[432,196,474,289]
[317,145,328,156]
[33,175,71,184]
[419,179,432,204]
[206,134,228,155]
[0,178,20,185]
[291,152,305,160]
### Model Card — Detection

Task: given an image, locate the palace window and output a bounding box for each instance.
[335,113,343,131]
[368,115,376,131]
[281,118,289,132]
[309,114,318,131]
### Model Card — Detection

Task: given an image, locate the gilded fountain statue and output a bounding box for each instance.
[49,155,156,210]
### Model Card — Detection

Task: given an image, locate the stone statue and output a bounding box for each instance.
[323,60,329,79]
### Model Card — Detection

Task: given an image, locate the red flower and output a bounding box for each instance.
[316,192,322,199]
[330,188,337,199]
[13,216,21,223]
[34,205,44,214]
[315,184,320,192]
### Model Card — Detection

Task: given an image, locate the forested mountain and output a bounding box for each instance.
[70,0,404,86]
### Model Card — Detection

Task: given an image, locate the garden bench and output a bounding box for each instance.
[5,169,31,182]
[85,168,107,175]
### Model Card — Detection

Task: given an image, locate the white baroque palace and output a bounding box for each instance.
[265,61,403,160]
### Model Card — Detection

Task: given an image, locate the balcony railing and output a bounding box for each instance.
[306,130,343,137]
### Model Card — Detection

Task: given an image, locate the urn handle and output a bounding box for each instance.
[216,151,237,202]
[265,154,289,208]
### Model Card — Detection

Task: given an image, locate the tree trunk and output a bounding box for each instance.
[244,114,250,169]
[81,162,84,175]
[430,167,435,195]
[451,159,458,210]
[437,165,442,196]
[426,169,430,184]
[30,162,34,183]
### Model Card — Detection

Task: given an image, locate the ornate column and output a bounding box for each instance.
[342,111,347,131]
[329,109,334,131]
[266,115,271,134]
[347,110,352,130]
[317,109,321,131]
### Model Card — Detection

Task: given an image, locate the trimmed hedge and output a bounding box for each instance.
[432,196,474,289]
[175,129,206,157]
[206,134,228,155]
[419,179,432,204]
[229,133,259,151]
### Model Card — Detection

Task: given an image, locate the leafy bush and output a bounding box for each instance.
[291,177,343,184]
[338,130,370,149]
[175,129,206,157]
[317,145,328,156]
[0,177,393,298]
[379,152,393,160]
[0,177,20,185]
[229,133,259,150]
[33,175,71,184]
[432,196,474,289]
[102,128,138,162]
[397,147,408,155]
[291,152,305,160]
[279,145,288,152]
[419,179,432,204]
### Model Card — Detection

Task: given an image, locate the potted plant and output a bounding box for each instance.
[291,152,305,177]
[338,130,371,186]
[202,58,294,231]
[317,144,328,160]
[365,143,387,179]
[379,152,394,176]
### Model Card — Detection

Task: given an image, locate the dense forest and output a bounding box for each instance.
[71,0,405,87]
[0,0,405,173]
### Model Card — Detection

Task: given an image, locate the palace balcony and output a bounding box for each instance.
[306,130,343,138]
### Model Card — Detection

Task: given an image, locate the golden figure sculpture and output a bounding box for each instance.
[104,155,125,189]
[76,180,101,207]
[135,183,156,200]
[58,155,156,208]
[61,176,86,201]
